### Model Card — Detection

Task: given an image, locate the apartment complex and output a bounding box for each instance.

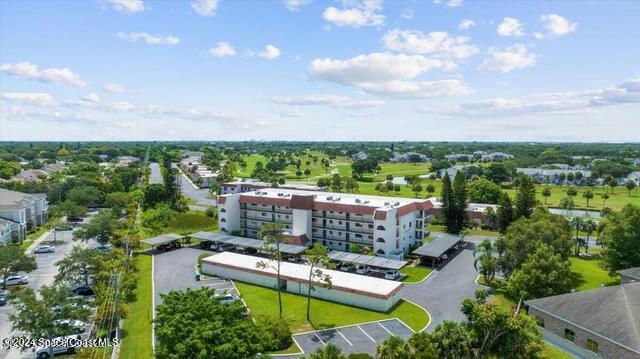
[220,179,323,195]
[0,188,48,244]
[217,188,432,258]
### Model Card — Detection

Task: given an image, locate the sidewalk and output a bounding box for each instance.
[24,229,54,254]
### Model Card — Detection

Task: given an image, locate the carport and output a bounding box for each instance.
[141,233,185,250]
[187,231,307,256]
[328,251,408,271]
[412,236,461,267]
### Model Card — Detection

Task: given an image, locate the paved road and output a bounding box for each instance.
[149,162,164,185]
[178,173,216,206]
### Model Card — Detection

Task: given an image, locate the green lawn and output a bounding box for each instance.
[541,343,575,359]
[569,255,619,291]
[401,265,433,283]
[238,153,335,180]
[234,281,429,333]
[139,210,216,238]
[119,253,153,359]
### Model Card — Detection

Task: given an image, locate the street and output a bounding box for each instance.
[149,162,164,185]
[178,173,216,207]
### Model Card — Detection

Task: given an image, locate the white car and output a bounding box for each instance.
[384,270,399,280]
[54,319,87,333]
[34,245,55,254]
[215,293,240,306]
[1,275,28,286]
[34,334,82,358]
[355,265,370,274]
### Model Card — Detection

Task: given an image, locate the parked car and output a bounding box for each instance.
[34,245,55,254]
[441,254,448,260]
[384,270,399,280]
[54,319,87,333]
[215,293,240,306]
[210,242,233,252]
[157,241,181,251]
[93,244,110,253]
[0,275,28,286]
[55,224,73,231]
[34,334,82,358]
[69,285,94,296]
[339,264,354,272]
[0,290,7,306]
[355,265,370,274]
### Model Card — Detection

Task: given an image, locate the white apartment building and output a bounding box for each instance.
[217,188,432,259]
[220,179,323,195]
[0,188,48,244]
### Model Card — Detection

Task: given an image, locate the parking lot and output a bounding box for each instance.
[292,319,414,356]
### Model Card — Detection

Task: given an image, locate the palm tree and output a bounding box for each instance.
[473,239,497,283]
[583,219,597,254]
[542,187,551,204]
[582,190,594,207]
[570,217,584,256]
[601,193,610,208]
[376,336,410,359]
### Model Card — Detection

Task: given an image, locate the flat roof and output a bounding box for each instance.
[328,251,407,270]
[140,233,185,246]
[187,231,307,255]
[412,235,461,258]
[201,251,404,299]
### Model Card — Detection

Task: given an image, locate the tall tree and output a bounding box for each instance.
[452,172,468,234]
[514,176,536,218]
[625,180,637,196]
[496,192,515,233]
[506,244,573,300]
[73,209,118,245]
[55,246,99,287]
[411,183,423,198]
[600,204,640,274]
[473,240,497,283]
[582,190,594,207]
[303,244,334,322]
[582,219,597,254]
[440,174,455,234]
[570,217,585,256]
[257,223,286,319]
[541,187,551,205]
[376,336,410,359]
[0,246,37,289]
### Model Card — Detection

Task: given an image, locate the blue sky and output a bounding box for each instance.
[1,0,638,141]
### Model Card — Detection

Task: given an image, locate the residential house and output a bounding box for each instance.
[626,171,640,187]
[438,165,467,179]
[351,151,368,161]
[526,283,640,359]
[517,168,593,185]
[481,151,514,162]
[445,153,472,162]
[617,267,640,284]
[0,188,48,243]
[11,169,48,182]
[389,152,430,163]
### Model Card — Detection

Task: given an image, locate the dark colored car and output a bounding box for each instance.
[69,285,94,296]
[0,291,7,306]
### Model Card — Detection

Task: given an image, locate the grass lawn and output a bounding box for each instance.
[234,281,429,333]
[541,343,575,359]
[401,265,433,283]
[569,255,619,291]
[119,253,153,359]
[139,210,216,238]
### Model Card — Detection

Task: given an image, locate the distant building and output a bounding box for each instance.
[426,197,496,225]
[389,152,430,163]
[526,283,640,359]
[116,156,138,167]
[438,165,467,179]
[445,153,472,162]
[179,154,219,188]
[617,267,640,284]
[626,171,640,186]
[11,169,48,182]
[517,168,593,185]
[0,188,48,244]
[473,151,514,162]
[351,151,368,161]
[181,150,205,158]
[220,179,323,195]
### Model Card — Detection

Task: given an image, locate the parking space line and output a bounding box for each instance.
[358,325,376,343]
[313,333,326,346]
[337,330,352,346]
[378,322,393,335]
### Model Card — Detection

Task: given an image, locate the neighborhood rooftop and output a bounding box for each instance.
[412,235,461,258]
[617,267,640,280]
[140,233,185,246]
[187,231,308,255]
[327,251,408,270]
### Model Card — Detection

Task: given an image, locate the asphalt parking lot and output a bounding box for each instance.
[292,319,414,356]
[152,247,237,307]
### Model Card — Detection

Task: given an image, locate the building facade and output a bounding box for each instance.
[220,180,323,195]
[218,188,432,258]
[0,188,48,244]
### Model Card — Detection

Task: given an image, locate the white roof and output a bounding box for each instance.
[250,188,425,209]
[201,251,403,298]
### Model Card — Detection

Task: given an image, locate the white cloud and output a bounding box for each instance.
[322,0,385,28]
[0,92,54,106]
[533,32,544,39]
[191,0,219,16]
[433,0,463,7]
[83,93,101,103]
[117,32,180,45]
[105,0,145,14]
[540,14,577,37]
[103,83,124,93]
[0,62,86,87]
[497,17,525,37]
[401,9,414,20]
[208,42,236,57]
[382,29,478,59]
[458,19,475,31]
[423,77,640,118]
[283,0,312,11]
[276,108,304,117]
[479,44,536,73]
[270,94,384,109]
[252,44,281,59]
[309,52,471,98]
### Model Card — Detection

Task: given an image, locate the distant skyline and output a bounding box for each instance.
[1,0,639,142]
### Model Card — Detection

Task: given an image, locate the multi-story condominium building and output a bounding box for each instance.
[0,188,48,244]
[220,180,323,195]
[217,188,432,258]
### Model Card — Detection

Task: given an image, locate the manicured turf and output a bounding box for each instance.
[139,210,216,238]
[569,255,619,291]
[119,253,153,359]
[234,281,429,333]
[401,265,433,283]
[541,343,575,359]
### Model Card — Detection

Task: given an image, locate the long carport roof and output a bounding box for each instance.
[328,251,408,270]
[140,233,185,246]
[187,231,307,255]
[412,236,460,258]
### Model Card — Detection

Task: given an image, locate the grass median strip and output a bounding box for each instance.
[119,253,153,359]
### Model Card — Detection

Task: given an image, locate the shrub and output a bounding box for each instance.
[255,315,292,351]
[205,206,216,218]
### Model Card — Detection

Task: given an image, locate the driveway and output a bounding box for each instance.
[178,173,216,207]
[149,162,164,185]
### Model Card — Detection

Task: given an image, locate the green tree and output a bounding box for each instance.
[425,184,435,197]
[473,240,497,283]
[393,184,401,195]
[305,343,345,359]
[141,204,175,235]
[625,180,636,196]
[601,192,610,208]
[506,244,573,300]
[566,187,577,197]
[296,169,303,179]
[345,177,359,193]
[496,192,515,233]
[600,204,640,274]
[55,246,99,287]
[467,177,502,204]
[484,163,510,184]
[303,244,334,322]
[440,174,455,234]
[66,185,104,207]
[559,196,575,212]
[514,176,536,218]
[452,171,468,234]
[53,200,88,219]
[376,336,410,359]
[0,245,37,289]
[73,209,118,245]
[257,223,286,319]
[330,174,343,192]
[541,187,551,205]
[582,219,597,254]
[570,217,585,256]
[582,190,594,207]
[154,287,265,359]
[428,321,474,359]
[411,183,423,198]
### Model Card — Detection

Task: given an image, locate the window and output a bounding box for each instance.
[220,208,226,213]
[586,339,598,353]
[220,227,227,232]
[564,329,575,342]
[220,218,227,222]
[376,237,386,243]
[376,249,385,255]
[376,225,386,231]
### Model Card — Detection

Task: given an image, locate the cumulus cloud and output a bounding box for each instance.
[458,19,475,31]
[0,62,86,87]
[105,0,145,14]
[382,29,478,59]
[479,44,536,73]
[497,17,525,37]
[250,44,281,59]
[191,0,219,16]
[433,0,463,7]
[0,92,54,106]
[322,0,385,28]
[540,14,577,37]
[208,42,236,57]
[117,32,180,45]
[270,94,384,109]
[103,83,124,93]
[309,52,471,98]
[82,93,101,103]
[283,0,312,11]
[275,108,304,117]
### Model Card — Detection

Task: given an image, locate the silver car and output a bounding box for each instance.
[34,245,55,254]
[1,275,28,286]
